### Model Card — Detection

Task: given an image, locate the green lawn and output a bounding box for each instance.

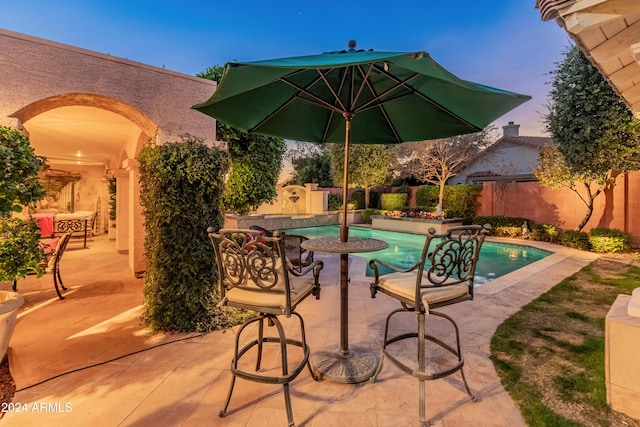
[490,258,640,427]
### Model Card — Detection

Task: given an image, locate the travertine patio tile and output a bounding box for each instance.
[144,367,220,404]
[2,235,600,426]
[119,401,198,426]
[50,398,141,427]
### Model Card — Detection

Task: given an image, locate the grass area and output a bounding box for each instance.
[490,258,640,427]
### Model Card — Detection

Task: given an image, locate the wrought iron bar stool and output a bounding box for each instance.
[208,228,323,427]
[249,225,315,273]
[369,224,491,426]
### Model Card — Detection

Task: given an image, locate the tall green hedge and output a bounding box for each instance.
[415,186,439,209]
[328,193,342,211]
[415,184,482,219]
[351,189,380,209]
[381,193,408,210]
[139,136,228,332]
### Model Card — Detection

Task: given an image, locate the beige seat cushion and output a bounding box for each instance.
[222,278,315,314]
[377,271,470,311]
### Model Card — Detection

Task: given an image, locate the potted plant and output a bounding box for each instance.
[107,177,116,239]
[0,126,47,356]
[0,126,47,281]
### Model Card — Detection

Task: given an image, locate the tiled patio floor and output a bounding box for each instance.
[1,234,598,426]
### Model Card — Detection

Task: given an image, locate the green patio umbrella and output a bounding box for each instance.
[193,41,531,242]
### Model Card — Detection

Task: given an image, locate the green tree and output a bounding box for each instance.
[139,135,228,332]
[540,45,640,230]
[535,145,612,231]
[0,126,47,282]
[329,143,397,207]
[289,151,333,187]
[197,65,286,215]
[546,46,640,174]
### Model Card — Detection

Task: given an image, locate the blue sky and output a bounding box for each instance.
[0,1,571,136]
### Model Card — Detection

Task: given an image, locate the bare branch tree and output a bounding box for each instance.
[399,127,495,215]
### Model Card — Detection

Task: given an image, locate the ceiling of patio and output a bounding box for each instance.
[537,0,640,117]
[22,106,139,166]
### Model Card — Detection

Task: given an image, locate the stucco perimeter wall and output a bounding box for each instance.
[0,28,217,145]
[477,171,640,244]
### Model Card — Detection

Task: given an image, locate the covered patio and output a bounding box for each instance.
[2,234,597,426]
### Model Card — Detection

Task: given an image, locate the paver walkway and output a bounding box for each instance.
[1,234,598,426]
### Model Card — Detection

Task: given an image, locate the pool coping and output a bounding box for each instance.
[342,235,600,296]
[476,237,600,295]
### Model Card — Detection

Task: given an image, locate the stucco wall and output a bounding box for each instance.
[0,28,217,145]
[320,177,640,245]
[477,171,640,244]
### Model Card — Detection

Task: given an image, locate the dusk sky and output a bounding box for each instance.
[0,1,571,137]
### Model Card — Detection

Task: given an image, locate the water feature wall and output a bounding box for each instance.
[254,183,327,215]
[224,183,336,231]
[226,212,339,231]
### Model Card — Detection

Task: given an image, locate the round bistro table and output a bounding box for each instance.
[301,236,388,384]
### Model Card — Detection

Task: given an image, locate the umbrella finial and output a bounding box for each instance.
[348,40,357,51]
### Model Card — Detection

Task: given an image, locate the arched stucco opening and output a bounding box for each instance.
[13,93,158,275]
[1,29,220,276]
[13,93,157,136]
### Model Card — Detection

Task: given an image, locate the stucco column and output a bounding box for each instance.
[123,158,145,275]
[0,117,21,128]
[112,168,129,254]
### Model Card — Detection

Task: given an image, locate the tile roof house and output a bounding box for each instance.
[449,122,553,184]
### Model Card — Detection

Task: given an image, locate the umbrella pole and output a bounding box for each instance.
[340,113,353,243]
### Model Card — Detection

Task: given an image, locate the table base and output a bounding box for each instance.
[310,345,379,384]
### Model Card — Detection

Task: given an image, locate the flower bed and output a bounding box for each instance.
[371,214,462,234]
[382,209,442,220]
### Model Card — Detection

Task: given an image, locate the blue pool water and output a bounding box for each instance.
[282,225,551,285]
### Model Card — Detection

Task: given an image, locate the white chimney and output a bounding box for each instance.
[502,121,520,137]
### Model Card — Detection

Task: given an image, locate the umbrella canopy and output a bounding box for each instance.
[193,42,531,240]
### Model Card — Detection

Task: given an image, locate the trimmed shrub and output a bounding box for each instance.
[415,184,481,219]
[415,186,438,210]
[381,193,408,211]
[350,190,366,209]
[328,193,342,211]
[139,136,230,332]
[445,184,482,219]
[472,216,528,237]
[327,194,358,211]
[588,228,632,253]
[347,190,380,210]
[560,230,591,251]
[530,224,560,243]
[350,189,381,209]
[368,190,380,209]
[361,208,381,224]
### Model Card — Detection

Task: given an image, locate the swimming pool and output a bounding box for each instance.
[281,225,551,285]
